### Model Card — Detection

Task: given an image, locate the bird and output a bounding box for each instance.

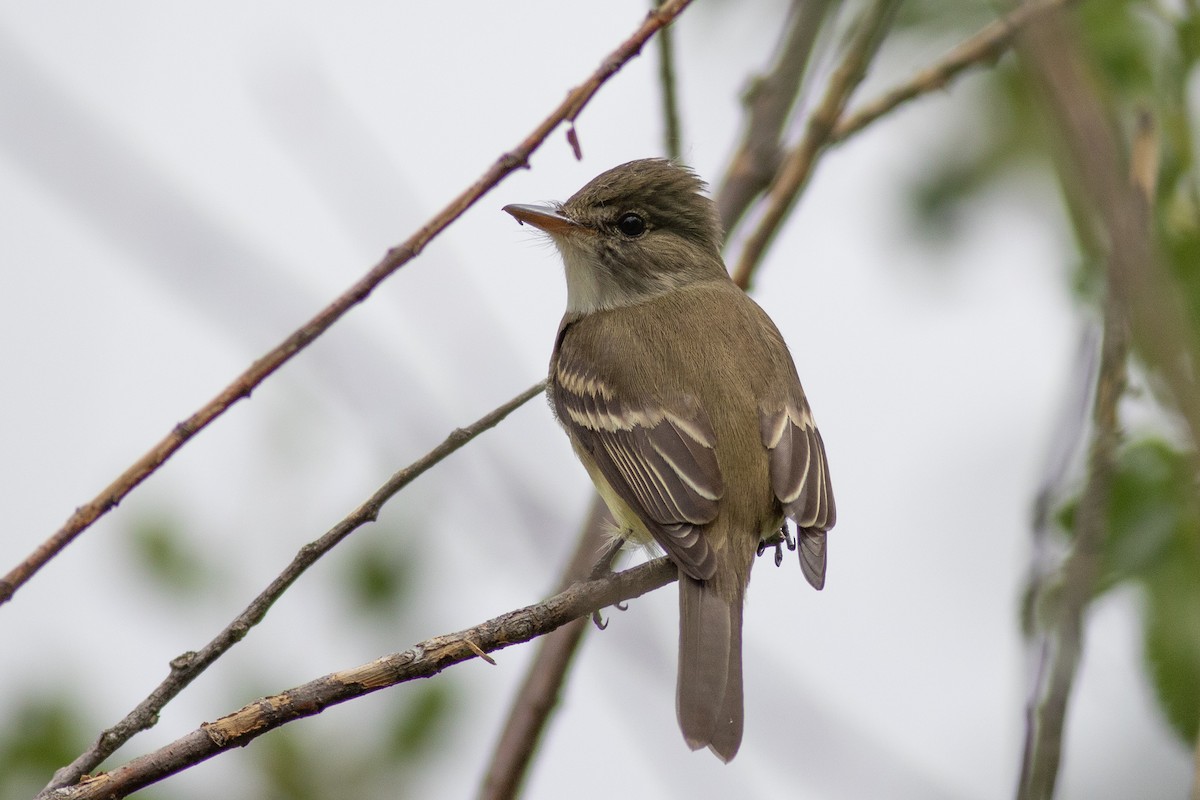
[502,158,835,762]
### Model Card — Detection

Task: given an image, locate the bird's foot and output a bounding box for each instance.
[756,523,797,567]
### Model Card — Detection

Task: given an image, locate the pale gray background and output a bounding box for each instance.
[0,2,1192,798]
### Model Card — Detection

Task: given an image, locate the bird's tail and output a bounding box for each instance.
[676,572,744,762]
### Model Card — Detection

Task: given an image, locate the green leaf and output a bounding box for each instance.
[1143,557,1200,742]
[388,682,453,760]
[126,513,208,595]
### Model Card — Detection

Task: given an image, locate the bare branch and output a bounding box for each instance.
[830,0,1077,144]
[0,0,695,610]
[1015,11,1166,799]
[716,0,833,235]
[480,499,616,800]
[42,382,545,793]
[655,0,684,160]
[44,558,677,800]
[725,0,1077,287]
[731,0,901,288]
[1018,14,1200,445]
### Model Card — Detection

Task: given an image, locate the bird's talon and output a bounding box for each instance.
[592,610,608,630]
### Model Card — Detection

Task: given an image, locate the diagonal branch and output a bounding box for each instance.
[42,381,544,793]
[729,0,1077,288]
[479,498,616,800]
[730,0,901,288]
[0,0,695,610]
[654,0,684,160]
[830,0,1077,143]
[43,557,677,800]
[716,0,833,235]
[1015,11,1168,800]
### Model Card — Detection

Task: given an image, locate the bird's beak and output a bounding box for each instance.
[502,203,582,237]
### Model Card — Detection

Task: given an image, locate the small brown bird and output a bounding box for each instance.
[503,159,835,761]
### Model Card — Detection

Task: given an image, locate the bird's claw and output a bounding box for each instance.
[756,523,796,567]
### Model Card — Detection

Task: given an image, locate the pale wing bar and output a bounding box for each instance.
[760,404,836,590]
[557,367,725,580]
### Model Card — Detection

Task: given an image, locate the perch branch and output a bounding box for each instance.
[45,558,677,800]
[42,382,544,793]
[479,498,616,800]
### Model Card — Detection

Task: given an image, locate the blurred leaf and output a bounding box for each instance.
[1050,438,1200,744]
[0,694,86,800]
[1103,440,1195,588]
[340,538,415,617]
[1104,439,1200,744]
[125,513,208,595]
[258,727,326,800]
[1143,557,1200,742]
[1077,0,1161,98]
[387,682,454,761]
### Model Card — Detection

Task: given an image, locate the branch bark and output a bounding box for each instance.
[479,498,615,800]
[1015,8,1165,799]
[730,0,901,288]
[42,558,677,800]
[0,0,695,610]
[42,382,544,793]
[830,0,1077,144]
[715,0,832,235]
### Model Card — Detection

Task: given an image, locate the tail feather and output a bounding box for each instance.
[676,573,743,761]
[705,596,743,762]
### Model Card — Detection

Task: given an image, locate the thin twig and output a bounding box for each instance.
[41,382,545,794]
[45,558,678,800]
[716,0,833,235]
[830,0,1077,144]
[1017,290,1128,800]
[0,0,695,610]
[480,498,616,800]
[1020,14,1200,450]
[731,0,901,288]
[655,0,683,160]
[1014,10,1158,799]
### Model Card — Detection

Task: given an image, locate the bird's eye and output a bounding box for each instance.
[616,213,646,237]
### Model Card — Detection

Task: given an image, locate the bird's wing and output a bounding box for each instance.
[553,356,724,581]
[760,402,836,589]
